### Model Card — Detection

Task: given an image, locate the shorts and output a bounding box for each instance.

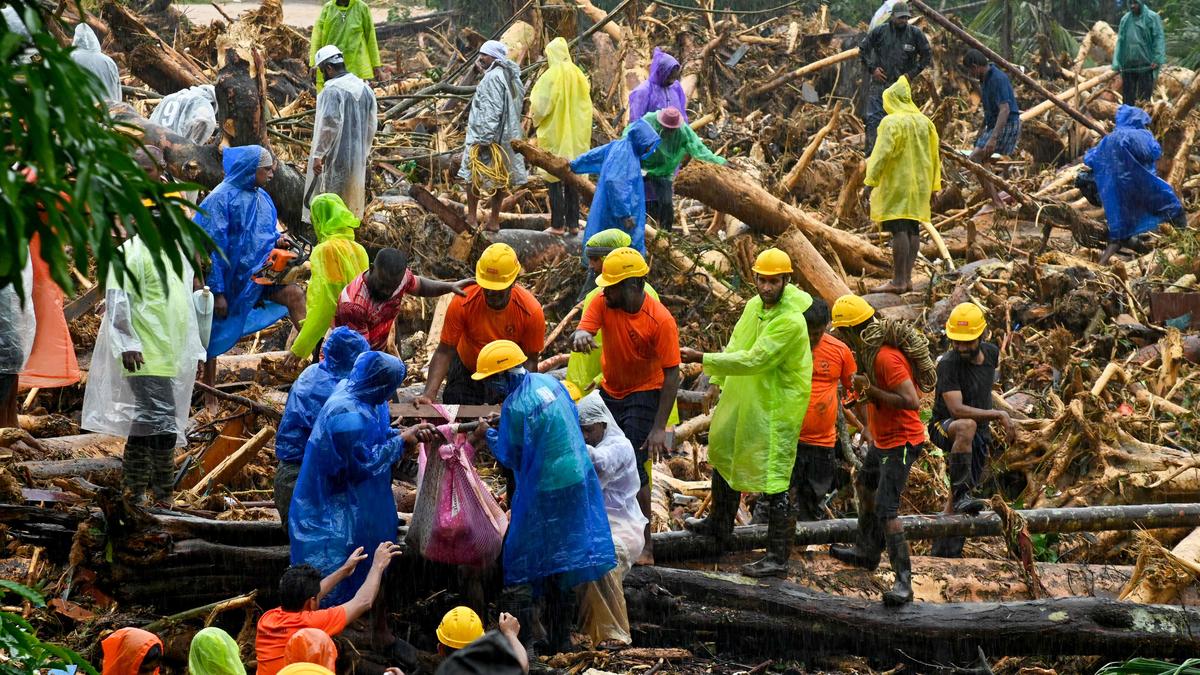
[883,219,919,237]
[974,118,1021,156]
[860,442,922,520]
[928,419,993,484]
[600,389,660,487]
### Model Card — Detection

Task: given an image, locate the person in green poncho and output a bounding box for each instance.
[623,107,725,232]
[678,248,813,578]
[1113,0,1166,105]
[310,0,382,90]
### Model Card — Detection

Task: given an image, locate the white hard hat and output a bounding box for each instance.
[315,45,344,67]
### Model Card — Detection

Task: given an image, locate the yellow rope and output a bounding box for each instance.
[468,143,510,200]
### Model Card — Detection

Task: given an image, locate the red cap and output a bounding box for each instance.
[656,107,683,129]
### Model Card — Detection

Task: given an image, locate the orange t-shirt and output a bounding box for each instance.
[578,293,680,398]
[799,334,856,447]
[255,606,348,675]
[440,284,546,371]
[866,345,926,450]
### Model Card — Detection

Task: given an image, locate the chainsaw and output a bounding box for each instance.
[252,180,318,285]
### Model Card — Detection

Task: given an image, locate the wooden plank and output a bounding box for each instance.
[63,284,104,322]
[182,426,275,499]
[176,417,245,491]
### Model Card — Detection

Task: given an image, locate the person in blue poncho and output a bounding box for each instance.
[273,326,369,525]
[1084,105,1186,264]
[469,339,615,654]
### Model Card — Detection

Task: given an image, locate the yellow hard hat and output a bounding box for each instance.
[436,606,484,649]
[475,243,521,291]
[564,380,583,402]
[830,294,876,329]
[945,302,987,341]
[751,247,793,276]
[471,339,527,380]
[595,247,650,288]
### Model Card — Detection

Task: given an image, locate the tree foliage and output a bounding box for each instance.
[0,580,98,675]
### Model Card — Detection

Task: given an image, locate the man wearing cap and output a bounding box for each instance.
[310,0,381,90]
[420,243,545,406]
[679,249,813,578]
[628,107,726,231]
[827,294,923,605]
[573,247,680,564]
[304,46,378,220]
[461,40,529,233]
[858,2,932,154]
[928,303,1014,558]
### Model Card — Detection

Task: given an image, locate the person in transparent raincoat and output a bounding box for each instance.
[0,257,35,428]
[304,47,378,220]
[150,85,218,145]
[70,24,121,103]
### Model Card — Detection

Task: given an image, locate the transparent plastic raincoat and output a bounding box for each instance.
[577,392,647,562]
[150,85,218,144]
[276,327,369,464]
[570,119,660,259]
[704,284,813,494]
[188,627,246,675]
[303,75,377,220]
[195,145,289,358]
[71,24,121,103]
[290,352,408,605]
[529,37,592,183]
[457,56,529,187]
[310,0,380,89]
[82,237,204,445]
[490,372,615,589]
[865,76,941,224]
[292,195,369,359]
[1085,105,1183,241]
[0,257,35,376]
[628,48,688,122]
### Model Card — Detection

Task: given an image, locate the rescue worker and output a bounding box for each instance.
[628,47,687,123]
[435,612,528,675]
[101,627,163,675]
[71,24,121,103]
[529,37,591,236]
[150,85,218,144]
[1113,0,1166,104]
[460,41,528,233]
[304,47,378,220]
[570,118,660,264]
[964,49,1021,209]
[631,107,726,232]
[828,295,924,605]
[436,606,484,657]
[858,1,931,154]
[865,76,940,294]
[309,0,381,89]
[679,249,813,578]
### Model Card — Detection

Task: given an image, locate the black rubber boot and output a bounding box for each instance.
[741,491,797,578]
[882,532,914,606]
[829,481,883,570]
[684,469,739,551]
[950,452,987,516]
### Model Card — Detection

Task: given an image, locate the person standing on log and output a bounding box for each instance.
[1113,0,1166,105]
[679,249,813,578]
[964,49,1021,210]
[70,24,121,104]
[460,41,529,233]
[631,107,726,232]
[529,37,591,237]
[628,47,687,124]
[309,0,382,90]
[864,76,940,295]
[858,2,931,155]
[304,47,378,221]
[573,248,681,565]
[828,294,924,606]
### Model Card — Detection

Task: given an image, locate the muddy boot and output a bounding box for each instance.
[684,469,739,551]
[829,485,883,570]
[949,453,987,516]
[881,532,914,606]
[741,492,796,579]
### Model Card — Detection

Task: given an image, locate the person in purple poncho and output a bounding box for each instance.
[627,48,687,123]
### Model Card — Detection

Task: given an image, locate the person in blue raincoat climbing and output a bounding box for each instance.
[1085,105,1186,264]
[469,339,615,655]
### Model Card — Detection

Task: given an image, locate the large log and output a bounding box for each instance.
[510,140,597,204]
[101,1,206,96]
[1020,70,1118,123]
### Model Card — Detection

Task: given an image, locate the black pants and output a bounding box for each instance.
[600,389,660,487]
[861,443,922,520]
[1122,69,1155,105]
[793,442,837,522]
[548,181,580,233]
[274,460,301,528]
[645,176,675,231]
[864,82,887,155]
[442,352,505,406]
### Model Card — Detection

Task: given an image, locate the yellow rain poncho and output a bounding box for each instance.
[529,37,592,183]
[865,76,941,224]
[704,285,812,494]
[291,194,369,358]
[310,0,380,90]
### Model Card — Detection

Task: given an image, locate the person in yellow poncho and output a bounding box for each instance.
[309,0,381,90]
[864,75,940,295]
[679,248,812,578]
[530,37,592,236]
[289,194,369,362]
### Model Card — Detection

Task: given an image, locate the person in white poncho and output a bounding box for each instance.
[0,257,35,429]
[304,45,378,220]
[70,24,121,103]
[150,85,218,145]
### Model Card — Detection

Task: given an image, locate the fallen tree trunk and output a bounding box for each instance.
[510,140,597,204]
[101,1,206,95]
[1020,70,1118,123]
[742,47,859,101]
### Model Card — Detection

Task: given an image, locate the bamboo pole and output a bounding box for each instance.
[1020,70,1118,123]
[743,48,859,100]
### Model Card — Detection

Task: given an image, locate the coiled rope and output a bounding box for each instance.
[858,318,939,393]
[467,143,510,200]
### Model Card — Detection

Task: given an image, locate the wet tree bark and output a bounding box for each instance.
[100,1,204,95]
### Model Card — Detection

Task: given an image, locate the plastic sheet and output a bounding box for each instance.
[302,77,378,220]
[529,37,591,182]
[71,24,121,103]
[150,85,218,145]
[188,627,246,675]
[864,76,941,224]
[0,256,35,375]
[628,48,687,122]
[291,194,369,358]
[19,239,80,390]
[275,326,369,464]
[577,542,632,646]
[570,119,660,261]
[457,56,529,187]
[101,627,162,675]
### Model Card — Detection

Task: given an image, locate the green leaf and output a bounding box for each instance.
[0,579,46,606]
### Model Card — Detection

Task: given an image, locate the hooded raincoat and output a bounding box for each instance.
[1113,2,1166,76]
[631,111,726,178]
[865,76,941,224]
[150,85,218,144]
[529,37,592,183]
[290,352,408,605]
[277,327,370,464]
[628,48,688,122]
[1084,104,1183,241]
[570,119,660,259]
[310,0,380,88]
[704,284,813,494]
[82,237,204,445]
[188,627,246,675]
[195,145,289,359]
[19,238,80,389]
[71,24,121,103]
[303,74,378,220]
[577,391,647,563]
[284,628,338,670]
[490,371,615,588]
[458,56,529,188]
[0,257,35,376]
[101,627,162,675]
[292,195,369,358]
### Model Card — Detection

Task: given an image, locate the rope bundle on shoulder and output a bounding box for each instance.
[858,318,938,393]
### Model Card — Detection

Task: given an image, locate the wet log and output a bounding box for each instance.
[1020,70,1118,123]
[742,47,859,101]
[510,140,597,204]
[777,100,844,197]
[215,45,268,147]
[15,457,124,484]
[1121,527,1200,604]
[101,1,206,96]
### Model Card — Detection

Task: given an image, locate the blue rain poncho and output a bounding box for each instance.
[489,372,615,589]
[195,146,289,358]
[71,24,121,103]
[1084,105,1183,241]
[290,351,409,605]
[570,119,660,262]
[275,327,369,464]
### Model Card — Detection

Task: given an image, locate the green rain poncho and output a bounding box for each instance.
[310,0,380,89]
[628,111,726,178]
[703,284,812,494]
[291,194,369,358]
[188,627,246,675]
[865,76,941,224]
[1113,2,1166,77]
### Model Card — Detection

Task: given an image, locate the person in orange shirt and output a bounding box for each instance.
[419,243,545,406]
[827,295,924,606]
[572,248,680,563]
